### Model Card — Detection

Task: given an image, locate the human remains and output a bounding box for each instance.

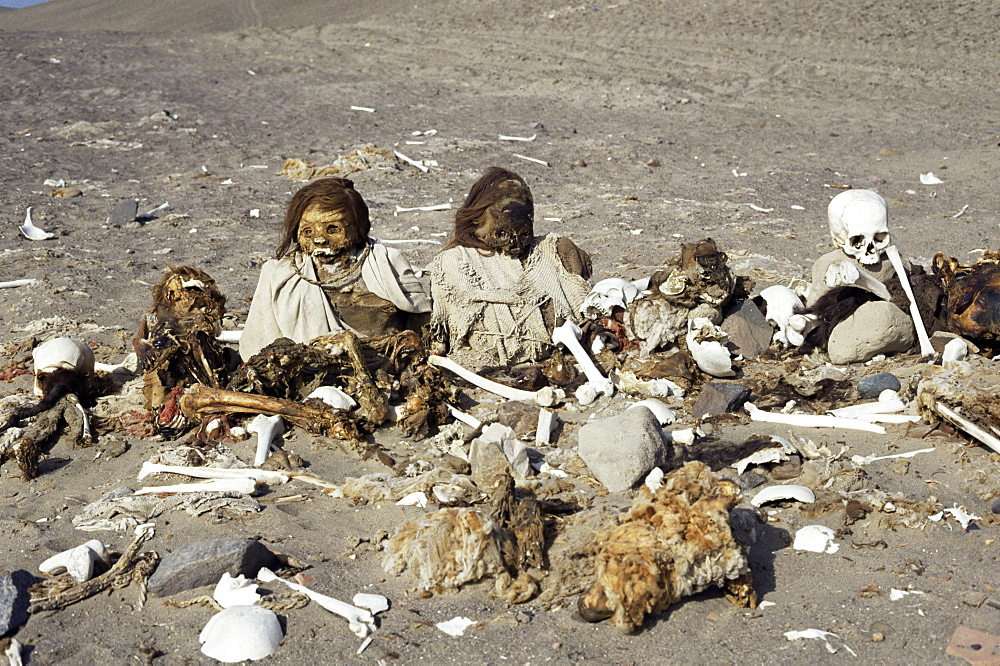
[240,177,431,359]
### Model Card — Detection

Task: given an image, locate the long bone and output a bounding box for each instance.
[427,355,549,404]
[551,320,615,399]
[885,245,934,356]
[246,414,284,466]
[257,567,375,638]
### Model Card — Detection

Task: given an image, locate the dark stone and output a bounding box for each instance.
[991,498,1000,515]
[496,400,540,439]
[738,470,768,490]
[148,539,277,597]
[108,199,138,226]
[769,454,802,480]
[692,382,752,419]
[0,570,36,636]
[857,372,901,399]
[721,300,773,359]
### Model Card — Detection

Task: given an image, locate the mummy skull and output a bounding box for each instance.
[32,337,95,397]
[828,189,890,265]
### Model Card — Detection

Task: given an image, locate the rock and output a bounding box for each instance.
[930,330,979,355]
[577,406,671,493]
[721,299,773,359]
[148,539,278,597]
[827,301,915,364]
[108,199,138,226]
[692,382,751,419]
[857,372,902,398]
[0,570,35,636]
[769,455,802,480]
[496,401,540,439]
[991,498,1000,515]
[469,437,514,490]
[471,423,532,481]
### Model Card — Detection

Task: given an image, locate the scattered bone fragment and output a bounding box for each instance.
[745,402,886,434]
[792,525,838,553]
[246,414,284,466]
[436,616,477,636]
[212,572,261,608]
[0,279,38,289]
[784,628,855,656]
[137,461,289,485]
[750,485,815,507]
[916,365,1000,454]
[19,206,55,240]
[257,567,375,638]
[5,639,23,666]
[429,355,540,403]
[578,461,755,632]
[134,477,257,495]
[199,604,283,662]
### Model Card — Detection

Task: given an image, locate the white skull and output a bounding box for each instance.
[580,278,641,318]
[828,189,890,265]
[32,337,95,396]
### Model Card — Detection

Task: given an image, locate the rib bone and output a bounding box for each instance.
[427,355,541,403]
[551,320,615,398]
[885,245,934,356]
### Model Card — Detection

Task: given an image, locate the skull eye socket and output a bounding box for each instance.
[874,232,889,245]
[849,235,866,249]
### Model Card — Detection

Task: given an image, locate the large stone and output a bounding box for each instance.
[148,539,277,597]
[721,299,773,359]
[692,382,752,419]
[470,423,532,485]
[108,199,138,226]
[577,406,671,493]
[0,570,35,636]
[496,401,540,439]
[827,300,915,364]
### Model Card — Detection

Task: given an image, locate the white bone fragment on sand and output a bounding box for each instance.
[499,133,537,142]
[928,505,980,530]
[213,572,261,608]
[889,588,926,601]
[551,320,615,398]
[436,616,477,636]
[394,203,451,213]
[828,391,906,419]
[536,409,554,445]
[932,401,1000,455]
[19,207,55,240]
[217,330,242,343]
[140,202,169,218]
[667,428,697,446]
[5,639,23,666]
[512,153,549,167]
[199,605,282,662]
[446,403,482,429]
[257,567,376,638]
[686,318,735,377]
[397,491,428,508]
[39,539,110,582]
[759,285,807,347]
[134,478,257,495]
[850,446,934,466]
[885,245,934,356]
[734,447,787,475]
[644,467,664,492]
[247,414,285,466]
[793,525,839,553]
[393,150,429,173]
[616,371,684,398]
[0,279,38,289]
[352,593,389,614]
[942,337,968,364]
[745,402,886,434]
[784,628,855,656]
[919,172,944,185]
[307,386,357,411]
[137,461,288,485]
[428,355,541,403]
[65,394,93,444]
[750,485,815,507]
[350,105,375,112]
[627,400,676,426]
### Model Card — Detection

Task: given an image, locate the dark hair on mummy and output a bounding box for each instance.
[276,177,370,259]
[442,167,532,254]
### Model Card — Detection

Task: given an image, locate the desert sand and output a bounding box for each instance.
[1,1,999,663]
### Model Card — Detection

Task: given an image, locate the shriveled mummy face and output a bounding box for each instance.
[473,185,535,260]
[297,204,353,263]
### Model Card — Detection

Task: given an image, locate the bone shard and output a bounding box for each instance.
[257,567,375,638]
[133,477,257,495]
[307,385,357,411]
[745,402,886,434]
[551,320,615,398]
[247,414,285,466]
[19,206,55,240]
[137,461,288,485]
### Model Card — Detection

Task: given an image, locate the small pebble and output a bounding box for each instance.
[872,632,884,643]
[991,498,1000,514]
[858,372,901,399]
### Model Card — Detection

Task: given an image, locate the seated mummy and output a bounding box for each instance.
[240,178,431,359]
[428,167,592,367]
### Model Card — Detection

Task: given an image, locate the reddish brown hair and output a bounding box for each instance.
[276,177,370,258]
[443,167,532,254]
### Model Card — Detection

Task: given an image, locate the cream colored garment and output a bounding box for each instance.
[429,234,591,366]
[240,241,431,359]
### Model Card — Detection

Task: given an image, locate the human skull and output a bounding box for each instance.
[32,337,95,396]
[580,278,641,318]
[828,189,890,265]
[298,204,353,263]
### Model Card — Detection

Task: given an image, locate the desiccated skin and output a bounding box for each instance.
[578,461,756,633]
[649,238,740,310]
[933,251,1000,343]
[132,265,235,432]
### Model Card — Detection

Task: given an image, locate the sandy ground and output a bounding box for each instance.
[1,0,1000,663]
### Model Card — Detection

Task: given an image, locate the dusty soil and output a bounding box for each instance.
[1,0,999,663]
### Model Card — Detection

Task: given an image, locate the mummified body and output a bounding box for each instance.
[133,266,235,415]
[240,177,431,360]
[578,461,755,633]
[429,167,592,367]
[933,250,1000,344]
